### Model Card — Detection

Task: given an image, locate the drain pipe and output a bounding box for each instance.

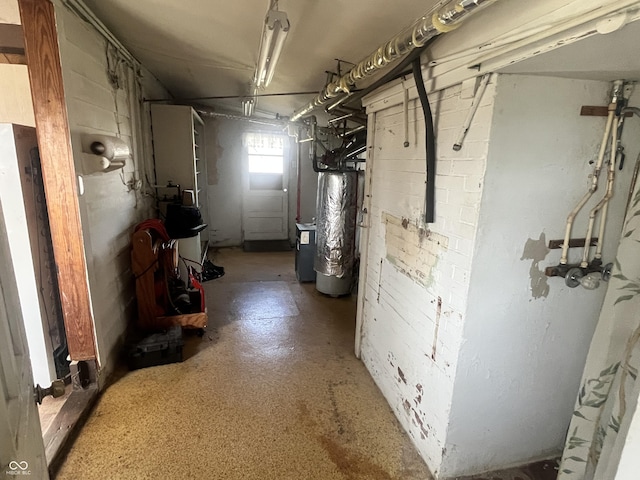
[290,0,499,122]
[559,81,623,265]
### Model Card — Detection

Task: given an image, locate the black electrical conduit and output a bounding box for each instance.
[412,57,436,224]
[323,39,438,223]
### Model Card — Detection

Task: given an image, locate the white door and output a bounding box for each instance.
[242,132,289,241]
[0,196,49,478]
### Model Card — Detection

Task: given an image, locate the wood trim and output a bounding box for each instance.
[18,0,96,361]
[0,23,24,50]
[580,105,632,117]
[44,385,99,475]
[548,238,598,250]
[0,52,26,64]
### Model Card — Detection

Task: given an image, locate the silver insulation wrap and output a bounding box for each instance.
[315,172,358,278]
[290,0,497,121]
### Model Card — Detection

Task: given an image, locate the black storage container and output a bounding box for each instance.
[164,203,207,239]
[127,325,184,370]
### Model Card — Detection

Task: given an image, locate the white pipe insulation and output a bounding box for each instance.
[560,80,625,265]
[290,0,500,122]
[580,114,620,267]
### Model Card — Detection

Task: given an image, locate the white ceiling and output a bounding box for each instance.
[500,18,640,82]
[83,1,640,117]
[83,0,440,117]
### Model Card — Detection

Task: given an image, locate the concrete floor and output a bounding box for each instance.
[56,248,433,480]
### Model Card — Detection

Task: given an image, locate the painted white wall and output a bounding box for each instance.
[54,1,170,383]
[360,72,640,477]
[204,116,306,247]
[358,78,498,476]
[204,117,243,246]
[0,125,54,387]
[441,75,639,477]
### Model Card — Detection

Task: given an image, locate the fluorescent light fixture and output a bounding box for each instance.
[254,9,290,89]
[242,97,255,117]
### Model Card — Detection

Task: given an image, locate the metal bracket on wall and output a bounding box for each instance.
[548,237,598,250]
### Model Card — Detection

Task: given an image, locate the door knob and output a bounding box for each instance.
[34,379,65,405]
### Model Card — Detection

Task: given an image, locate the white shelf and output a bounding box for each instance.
[151,104,209,248]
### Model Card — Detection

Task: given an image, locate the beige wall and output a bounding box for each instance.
[0,0,34,127]
[0,65,35,127]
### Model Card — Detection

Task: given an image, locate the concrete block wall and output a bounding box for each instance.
[442,75,639,477]
[360,72,640,478]
[54,1,170,382]
[358,78,497,476]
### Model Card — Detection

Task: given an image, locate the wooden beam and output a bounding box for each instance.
[18,0,96,361]
[0,24,26,63]
[0,23,25,51]
[580,105,632,117]
[548,238,599,250]
[0,52,26,64]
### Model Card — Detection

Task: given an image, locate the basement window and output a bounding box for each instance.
[245,132,285,190]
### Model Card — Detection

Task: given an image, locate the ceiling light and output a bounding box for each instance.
[242,98,255,117]
[254,9,290,89]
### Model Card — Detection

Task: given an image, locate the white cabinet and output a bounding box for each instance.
[150,104,208,276]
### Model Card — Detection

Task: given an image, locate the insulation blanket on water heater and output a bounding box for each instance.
[315,172,357,278]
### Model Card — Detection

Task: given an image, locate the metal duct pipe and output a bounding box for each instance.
[290,0,498,122]
[315,171,358,296]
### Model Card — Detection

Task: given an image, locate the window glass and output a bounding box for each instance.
[249,155,283,174]
[245,133,286,174]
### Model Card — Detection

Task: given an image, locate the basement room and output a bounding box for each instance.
[2,1,640,480]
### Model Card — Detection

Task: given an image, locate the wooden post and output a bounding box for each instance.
[18,0,96,361]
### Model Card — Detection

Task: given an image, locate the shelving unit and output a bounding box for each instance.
[150,104,209,278]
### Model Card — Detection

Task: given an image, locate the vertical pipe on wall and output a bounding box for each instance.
[560,103,616,264]
[354,112,376,358]
[583,116,621,266]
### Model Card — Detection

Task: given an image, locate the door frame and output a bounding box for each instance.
[0,178,49,480]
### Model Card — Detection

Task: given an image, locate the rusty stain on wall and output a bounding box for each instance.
[382,212,448,288]
[520,232,550,299]
[207,118,224,185]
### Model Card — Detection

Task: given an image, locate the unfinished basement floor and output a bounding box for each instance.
[55,248,432,480]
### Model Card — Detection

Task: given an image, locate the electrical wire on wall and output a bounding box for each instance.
[105,41,153,206]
